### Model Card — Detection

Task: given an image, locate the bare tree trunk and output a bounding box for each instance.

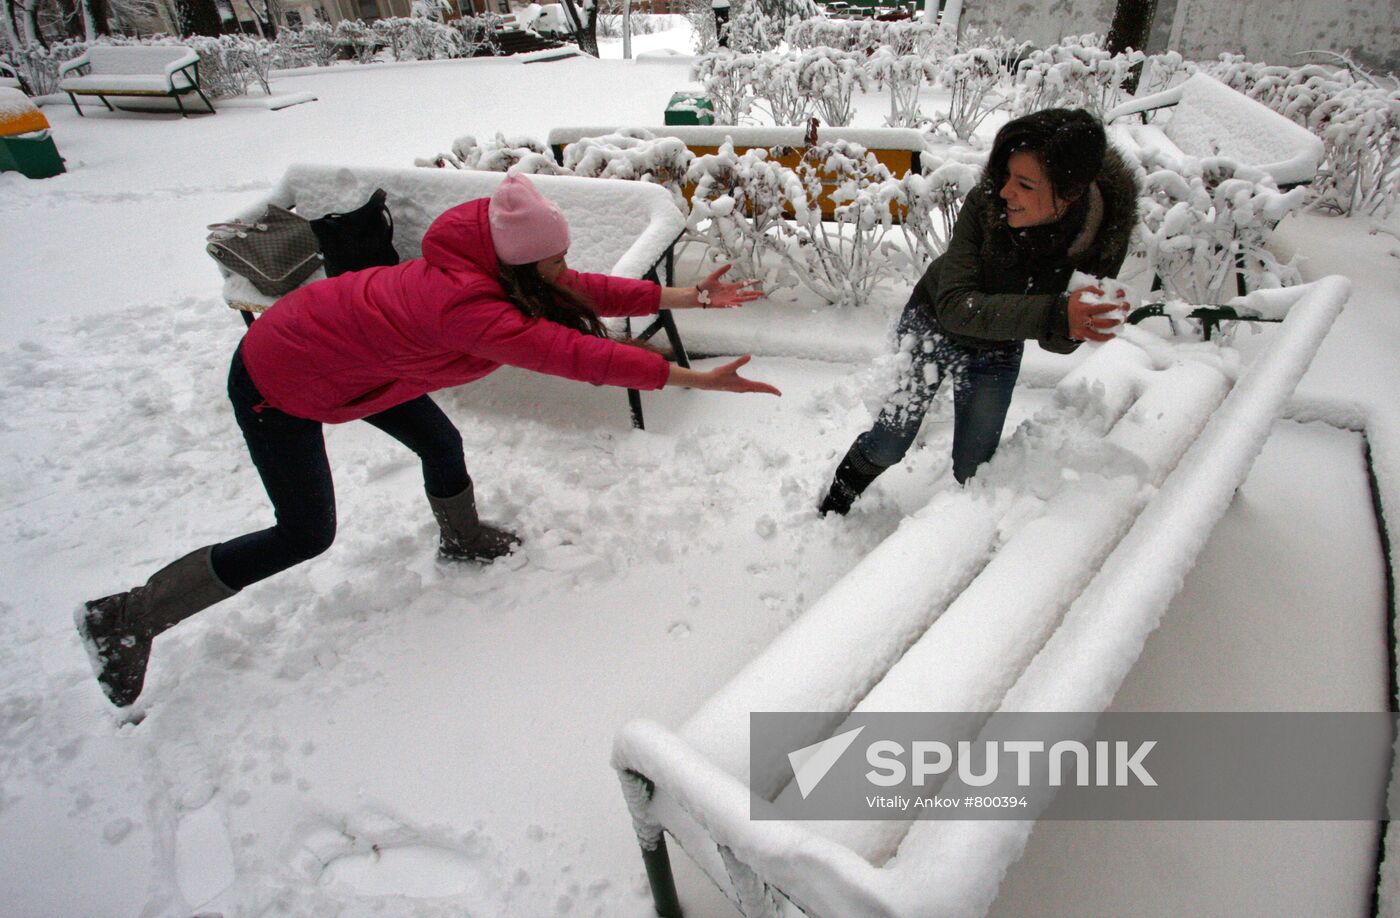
[22,0,45,46]
[1,0,25,48]
[80,0,110,38]
[558,0,597,56]
[1106,0,1156,54]
[176,0,222,35]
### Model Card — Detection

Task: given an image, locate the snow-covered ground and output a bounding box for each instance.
[1,25,1397,918]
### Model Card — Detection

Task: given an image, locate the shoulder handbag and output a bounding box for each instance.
[207,205,323,297]
[309,188,400,277]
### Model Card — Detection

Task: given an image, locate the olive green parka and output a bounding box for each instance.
[913,145,1141,355]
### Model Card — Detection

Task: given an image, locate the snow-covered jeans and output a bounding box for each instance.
[209,345,471,592]
[856,296,1023,484]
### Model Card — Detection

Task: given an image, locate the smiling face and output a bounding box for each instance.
[536,251,568,283]
[1000,150,1073,228]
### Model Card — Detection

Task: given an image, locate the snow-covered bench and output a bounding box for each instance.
[1106,72,1322,189]
[58,46,215,118]
[547,125,928,219]
[613,276,1350,917]
[218,164,689,429]
[0,60,25,94]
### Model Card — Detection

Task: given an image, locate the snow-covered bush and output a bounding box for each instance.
[334,19,380,64]
[785,17,940,56]
[795,48,869,128]
[292,23,344,68]
[1013,35,1145,118]
[564,130,695,205]
[867,46,938,128]
[779,140,899,307]
[687,141,804,281]
[753,52,810,126]
[453,13,505,57]
[421,133,566,174]
[1137,156,1306,305]
[726,0,820,53]
[1207,54,1400,216]
[372,17,464,62]
[692,51,761,124]
[883,152,982,273]
[938,47,1011,140]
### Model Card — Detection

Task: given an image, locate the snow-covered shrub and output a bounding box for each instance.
[938,47,1011,140]
[1013,35,1145,118]
[726,0,820,53]
[796,48,869,128]
[883,152,982,273]
[778,140,900,307]
[867,46,938,128]
[371,17,463,61]
[785,17,940,56]
[453,13,505,57]
[292,23,344,68]
[1207,54,1400,216]
[692,51,761,124]
[1137,156,1306,305]
[422,133,566,174]
[753,52,810,126]
[334,20,380,64]
[564,129,695,205]
[186,35,277,97]
[687,141,804,281]
[10,38,100,96]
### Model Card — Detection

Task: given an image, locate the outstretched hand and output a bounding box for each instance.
[668,355,782,396]
[696,265,763,309]
[1067,286,1123,343]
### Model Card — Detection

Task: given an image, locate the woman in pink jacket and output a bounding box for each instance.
[78,173,777,709]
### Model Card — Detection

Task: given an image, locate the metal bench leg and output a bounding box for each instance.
[98,94,114,112]
[643,834,683,917]
[174,91,187,118]
[196,88,215,114]
[628,388,645,430]
[68,92,83,116]
[659,310,690,369]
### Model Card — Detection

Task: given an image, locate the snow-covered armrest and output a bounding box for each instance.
[1104,81,1185,122]
[58,54,90,78]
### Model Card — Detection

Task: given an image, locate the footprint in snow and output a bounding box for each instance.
[174,794,237,910]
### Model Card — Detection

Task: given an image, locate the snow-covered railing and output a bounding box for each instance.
[612,276,1349,918]
[1106,72,1324,189]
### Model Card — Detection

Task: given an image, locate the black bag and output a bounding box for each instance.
[206,206,323,296]
[309,188,400,277]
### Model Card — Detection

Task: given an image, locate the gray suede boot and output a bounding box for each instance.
[76,546,237,708]
[427,482,521,563]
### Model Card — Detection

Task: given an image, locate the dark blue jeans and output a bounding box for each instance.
[856,296,1023,484]
[210,346,470,591]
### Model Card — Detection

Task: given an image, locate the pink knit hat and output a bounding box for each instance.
[488,173,571,265]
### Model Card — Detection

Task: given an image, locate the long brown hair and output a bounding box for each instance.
[498,261,608,338]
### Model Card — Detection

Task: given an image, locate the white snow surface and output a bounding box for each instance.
[0,37,1396,918]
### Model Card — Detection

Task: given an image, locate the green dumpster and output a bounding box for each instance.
[0,130,66,179]
[664,92,715,126]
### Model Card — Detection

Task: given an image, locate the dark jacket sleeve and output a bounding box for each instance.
[919,188,1073,351]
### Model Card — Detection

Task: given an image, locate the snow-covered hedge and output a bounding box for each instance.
[1205,54,1400,216]
[1012,34,1146,119]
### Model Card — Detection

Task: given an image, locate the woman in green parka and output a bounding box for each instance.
[819,108,1141,515]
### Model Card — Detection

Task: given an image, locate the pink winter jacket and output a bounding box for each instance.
[240,198,671,424]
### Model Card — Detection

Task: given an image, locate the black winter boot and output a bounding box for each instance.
[76,546,238,708]
[818,443,890,516]
[428,481,521,563]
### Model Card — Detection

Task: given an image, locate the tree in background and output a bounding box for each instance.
[559,0,598,56]
[176,0,221,35]
[1106,0,1156,55]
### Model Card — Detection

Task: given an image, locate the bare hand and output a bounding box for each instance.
[1067,286,1122,342]
[696,265,763,309]
[669,355,781,396]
